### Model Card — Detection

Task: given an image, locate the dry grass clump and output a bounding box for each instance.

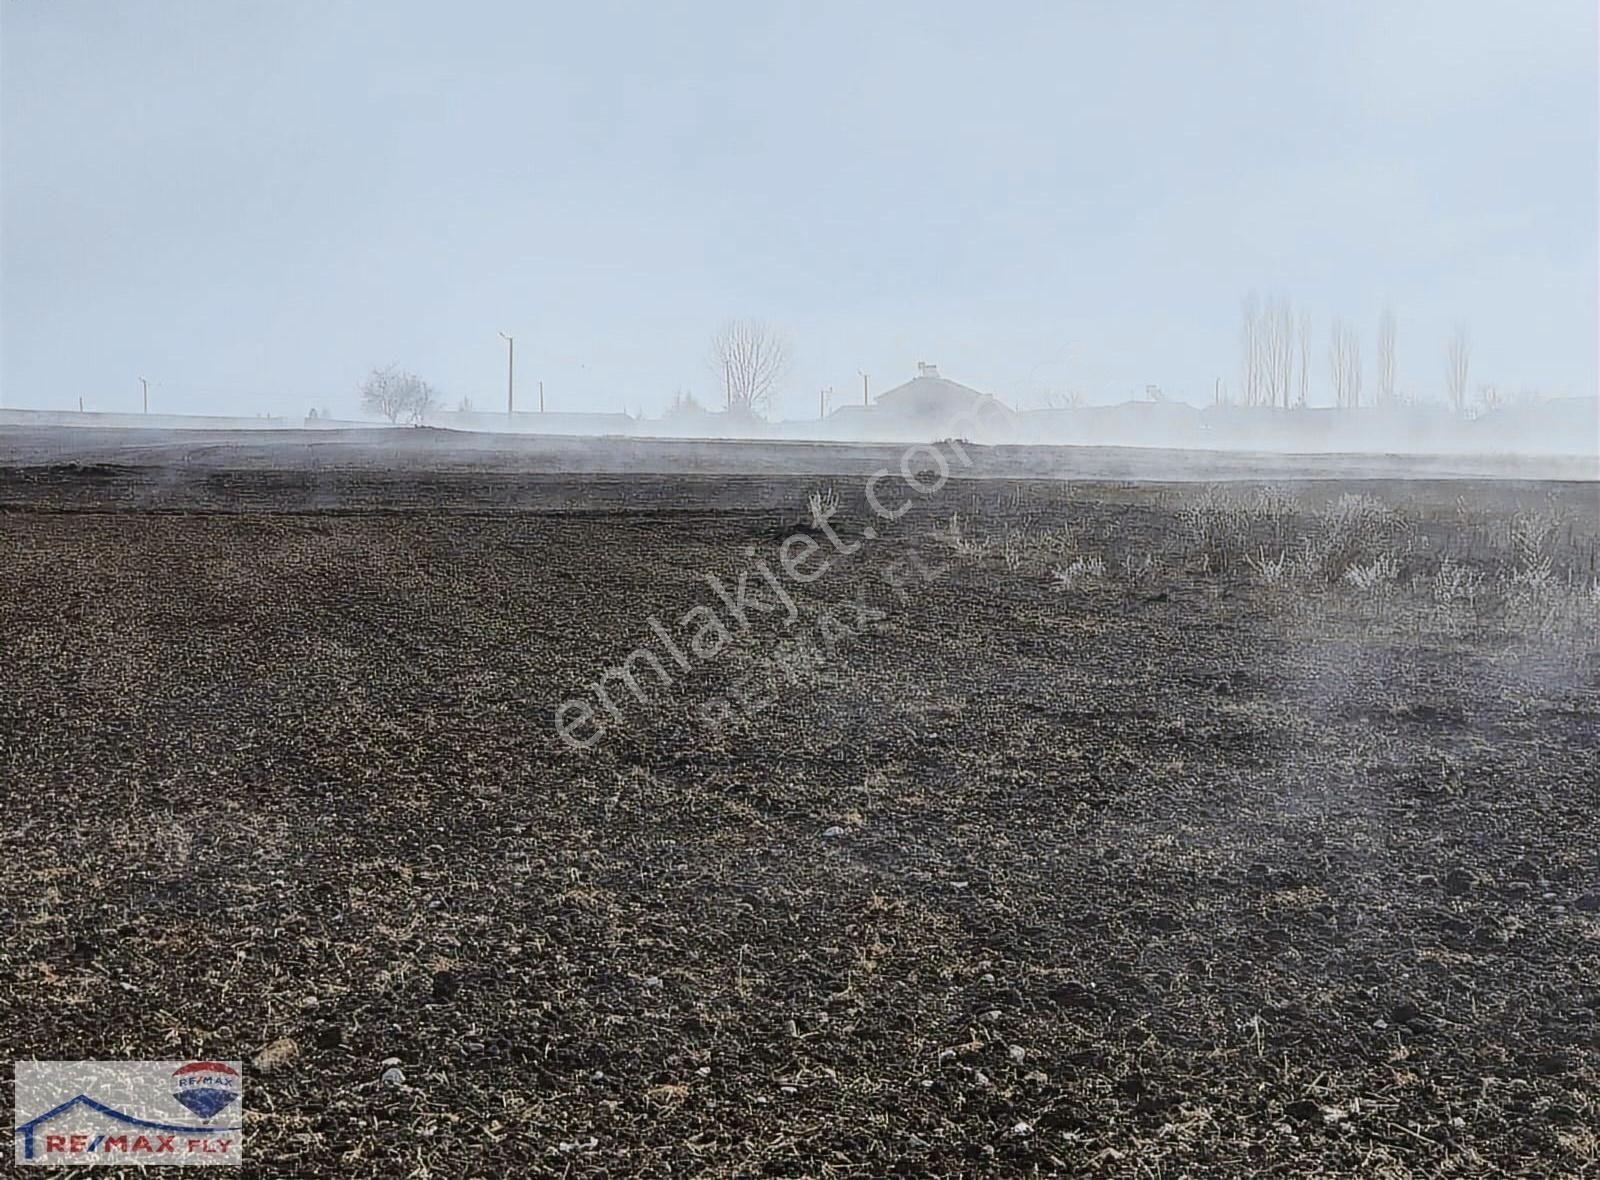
[1420,555,1482,605]
[937,480,1599,654]
[1180,489,1411,589]
[1050,555,1106,592]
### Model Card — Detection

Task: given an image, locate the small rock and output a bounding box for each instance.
[252,1038,298,1074]
[783,1019,800,1038]
[937,1048,957,1064]
[380,1067,406,1087]
[1011,1121,1033,1137]
[1284,1099,1321,1124]
[1008,1045,1027,1064]
[695,1066,711,1078]
[980,973,996,984]
[822,826,847,839]
[1390,1001,1424,1026]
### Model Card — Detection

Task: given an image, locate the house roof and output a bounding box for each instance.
[873,369,1011,420]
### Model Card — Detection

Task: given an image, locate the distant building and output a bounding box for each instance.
[850,362,1014,440]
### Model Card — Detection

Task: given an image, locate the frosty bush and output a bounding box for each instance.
[1342,554,1399,593]
[1121,551,1159,584]
[1245,547,1289,586]
[1294,493,1409,584]
[1051,555,1105,591]
[1421,556,1482,605]
[808,486,840,525]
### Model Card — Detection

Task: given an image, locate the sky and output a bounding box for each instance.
[2,0,1595,419]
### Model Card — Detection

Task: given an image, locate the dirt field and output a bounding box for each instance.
[2,438,1597,1177]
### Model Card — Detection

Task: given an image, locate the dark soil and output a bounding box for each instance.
[1,457,1596,1177]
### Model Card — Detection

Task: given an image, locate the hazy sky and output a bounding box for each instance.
[3,0,1595,419]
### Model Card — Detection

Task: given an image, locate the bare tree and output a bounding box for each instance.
[710,320,788,419]
[1240,292,1261,407]
[360,365,438,424]
[1296,310,1311,407]
[361,365,406,422]
[1243,292,1296,408]
[1376,307,1397,407]
[1346,326,1363,408]
[1262,295,1281,408]
[1445,323,1471,416]
[1329,318,1362,409]
[411,379,439,423]
[1268,294,1294,408]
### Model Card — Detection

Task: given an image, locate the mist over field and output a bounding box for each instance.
[2,0,1595,452]
[4,4,1599,1178]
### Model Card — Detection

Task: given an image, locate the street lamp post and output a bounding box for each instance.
[499,333,514,419]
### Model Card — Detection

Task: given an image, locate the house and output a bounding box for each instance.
[827,362,1016,442]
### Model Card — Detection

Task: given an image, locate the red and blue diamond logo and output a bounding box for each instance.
[170,1062,240,1120]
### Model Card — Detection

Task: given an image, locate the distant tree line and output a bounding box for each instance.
[1232,294,1491,416]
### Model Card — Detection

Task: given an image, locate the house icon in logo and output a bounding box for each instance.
[13,1093,244,1161]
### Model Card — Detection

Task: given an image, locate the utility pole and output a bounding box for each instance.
[859,371,869,406]
[499,333,514,418]
[538,379,545,413]
[140,377,149,415]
